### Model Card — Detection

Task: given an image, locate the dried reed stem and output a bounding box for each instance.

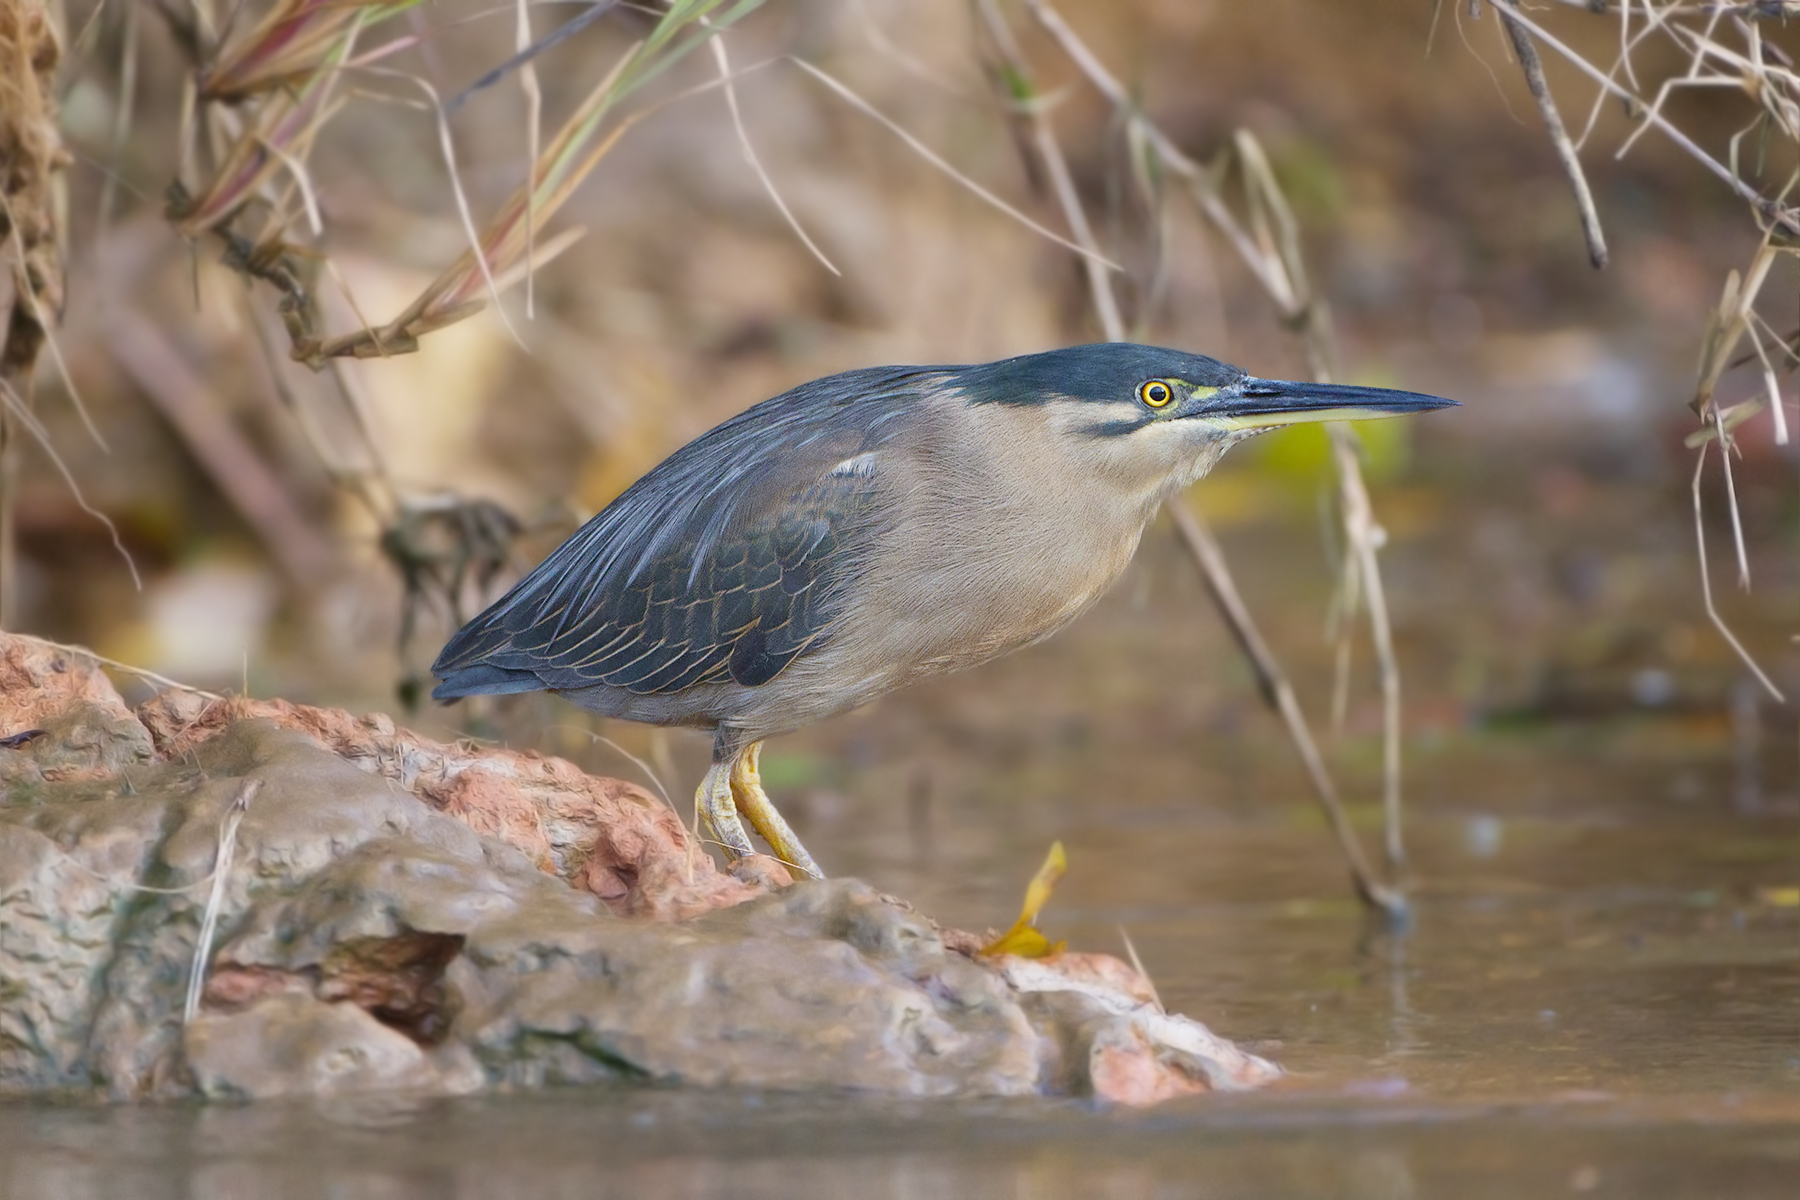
[1328,434,1407,870]
[185,778,261,1024]
[1692,444,1785,702]
[1009,0,1416,898]
[1170,500,1408,917]
[1498,8,1609,267]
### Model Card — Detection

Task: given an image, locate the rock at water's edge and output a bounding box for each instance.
[0,633,1280,1104]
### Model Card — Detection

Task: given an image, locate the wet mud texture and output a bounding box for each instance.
[0,633,1276,1104]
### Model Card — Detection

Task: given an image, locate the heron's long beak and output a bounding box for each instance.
[1202,377,1458,429]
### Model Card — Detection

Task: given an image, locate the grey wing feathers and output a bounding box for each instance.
[431,366,935,700]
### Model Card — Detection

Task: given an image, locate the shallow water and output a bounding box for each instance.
[5,500,1797,1198]
[6,702,1794,1198]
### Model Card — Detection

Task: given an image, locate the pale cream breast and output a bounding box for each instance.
[814,398,1168,692]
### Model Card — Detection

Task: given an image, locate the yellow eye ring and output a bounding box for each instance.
[1139,380,1174,408]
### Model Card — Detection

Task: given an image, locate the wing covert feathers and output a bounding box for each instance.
[432,367,933,700]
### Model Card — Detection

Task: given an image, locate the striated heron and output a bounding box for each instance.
[433,343,1455,879]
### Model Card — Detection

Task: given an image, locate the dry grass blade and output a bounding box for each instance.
[1691,444,1785,702]
[709,27,840,275]
[791,57,1120,270]
[1116,927,1163,1013]
[445,1,621,113]
[309,1,770,361]
[1689,238,1788,590]
[173,54,349,239]
[0,377,142,591]
[308,49,640,362]
[1711,402,1752,591]
[202,0,425,102]
[514,0,543,317]
[12,632,221,698]
[185,778,262,1024]
[98,0,139,233]
[1231,132,1314,333]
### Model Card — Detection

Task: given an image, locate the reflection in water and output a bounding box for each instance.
[5,1090,1800,1200]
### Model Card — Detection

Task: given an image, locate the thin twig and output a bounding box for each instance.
[975,0,1120,338]
[710,28,839,275]
[1499,9,1610,267]
[1691,444,1785,702]
[10,631,220,697]
[0,379,142,591]
[515,0,542,317]
[1169,500,1409,918]
[1487,0,1796,223]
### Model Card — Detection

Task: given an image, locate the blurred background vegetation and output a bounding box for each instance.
[1,0,1793,893]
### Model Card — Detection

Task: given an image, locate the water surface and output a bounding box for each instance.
[5,505,1796,1198]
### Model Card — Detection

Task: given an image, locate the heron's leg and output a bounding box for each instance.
[696,754,755,861]
[728,741,823,880]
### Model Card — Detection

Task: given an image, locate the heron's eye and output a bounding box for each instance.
[1139,380,1174,409]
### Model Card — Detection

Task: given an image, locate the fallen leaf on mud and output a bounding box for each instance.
[981,841,1067,958]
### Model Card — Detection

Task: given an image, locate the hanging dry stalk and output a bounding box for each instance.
[969,0,1407,913]
[0,0,70,629]
[0,0,63,384]
[1003,0,1418,888]
[295,53,640,366]
[1472,0,1795,699]
[164,0,765,368]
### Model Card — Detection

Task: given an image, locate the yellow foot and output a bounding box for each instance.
[728,741,824,879]
[695,759,754,860]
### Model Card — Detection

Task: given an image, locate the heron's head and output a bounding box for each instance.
[953,343,1457,495]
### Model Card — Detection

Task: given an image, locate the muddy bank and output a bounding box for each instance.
[0,633,1277,1105]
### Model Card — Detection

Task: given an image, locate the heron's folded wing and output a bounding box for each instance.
[433,373,922,698]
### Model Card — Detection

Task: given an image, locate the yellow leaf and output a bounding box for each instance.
[980,841,1067,958]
